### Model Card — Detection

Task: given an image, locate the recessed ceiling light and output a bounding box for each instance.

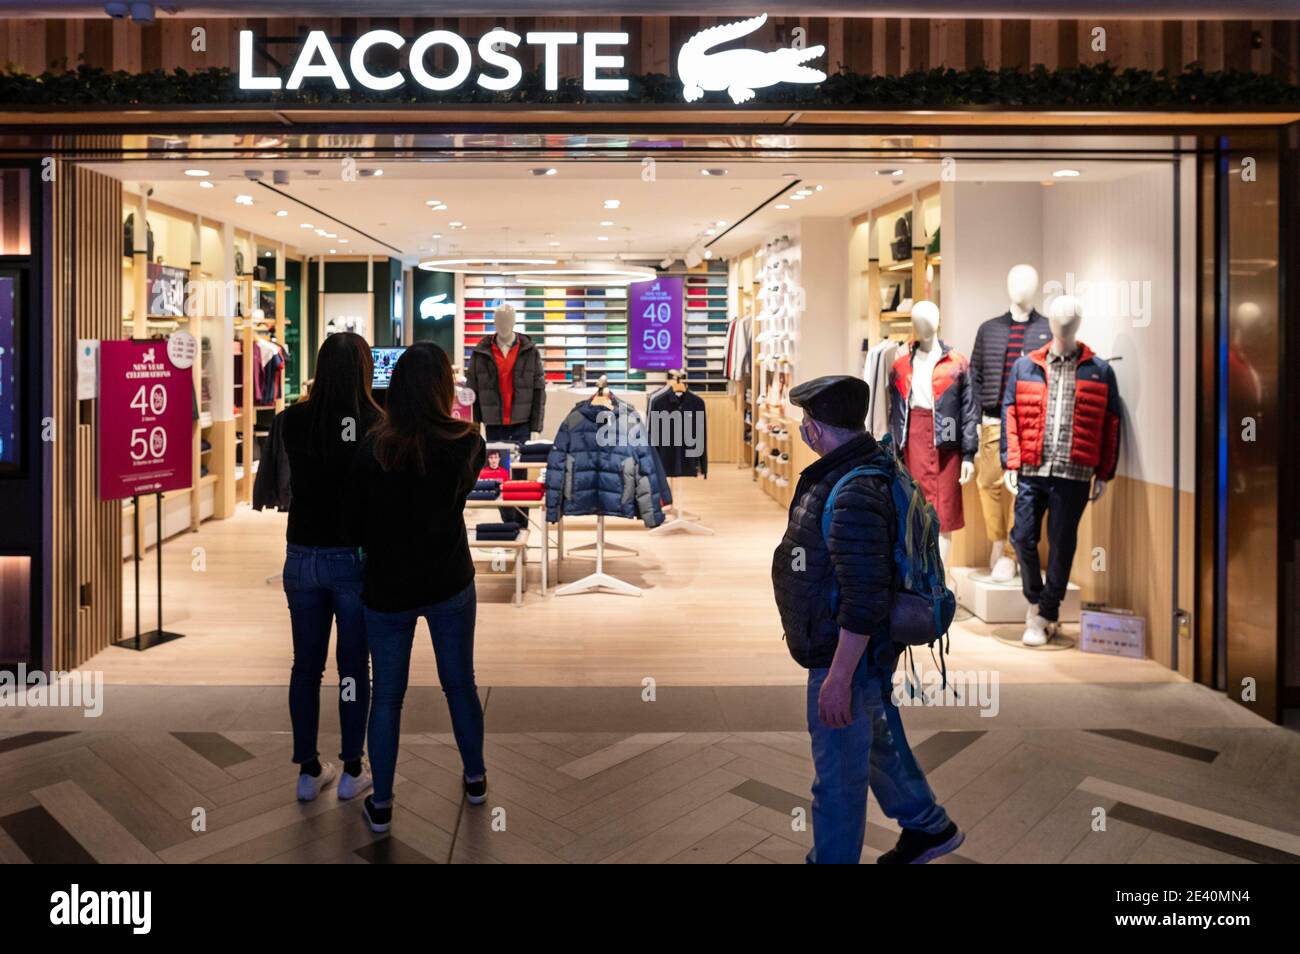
[702,168,727,177]
[877,168,902,176]
[371,169,383,177]
[782,172,799,179]
[715,220,727,227]
[198,180,214,189]
[705,228,717,236]
[549,241,560,247]
[704,249,713,259]
[603,199,621,209]
[425,199,441,206]
[814,184,824,192]
[597,236,609,242]
[449,221,463,229]
[600,220,614,227]
[1053,168,1081,178]
[323,232,336,238]
[315,229,328,236]
[300,223,313,229]
[184,169,209,177]
[235,194,253,205]
[794,188,813,196]
[532,167,558,177]
[275,210,288,217]
[338,238,349,244]
[431,233,442,239]
[774,203,790,210]
[791,194,807,201]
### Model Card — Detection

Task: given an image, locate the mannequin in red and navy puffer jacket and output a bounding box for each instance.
[887,340,980,461]
[1000,341,1121,481]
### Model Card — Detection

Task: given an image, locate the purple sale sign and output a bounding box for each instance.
[628,276,683,372]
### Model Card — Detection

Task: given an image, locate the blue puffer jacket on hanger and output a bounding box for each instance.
[545,395,669,528]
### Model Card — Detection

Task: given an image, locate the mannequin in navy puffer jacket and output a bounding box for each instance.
[544,396,670,528]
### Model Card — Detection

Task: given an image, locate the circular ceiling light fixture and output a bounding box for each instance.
[513,260,657,287]
[184,168,209,177]
[1053,168,1081,178]
[417,257,559,275]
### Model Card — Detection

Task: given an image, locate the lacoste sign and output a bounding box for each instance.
[238,13,825,103]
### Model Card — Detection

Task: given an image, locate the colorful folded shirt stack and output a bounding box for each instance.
[475,522,521,542]
[519,441,553,463]
[500,479,545,501]
[467,479,501,501]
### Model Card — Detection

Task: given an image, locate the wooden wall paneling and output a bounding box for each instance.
[52,158,123,670]
[1029,19,1057,69]
[1200,19,1226,70]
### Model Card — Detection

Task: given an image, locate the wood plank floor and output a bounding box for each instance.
[0,684,1293,865]
[101,467,1180,687]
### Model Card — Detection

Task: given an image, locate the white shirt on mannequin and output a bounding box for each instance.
[909,344,939,411]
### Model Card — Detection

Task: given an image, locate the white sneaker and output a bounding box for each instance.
[296,762,337,802]
[338,763,373,801]
[990,555,1017,583]
[1022,612,1050,647]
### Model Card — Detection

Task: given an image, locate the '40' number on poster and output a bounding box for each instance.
[641,301,673,352]
[128,384,169,461]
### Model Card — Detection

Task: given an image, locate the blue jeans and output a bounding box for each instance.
[1011,473,1092,621]
[806,644,950,864]
[365,584,483,804]
[283,545,370,765]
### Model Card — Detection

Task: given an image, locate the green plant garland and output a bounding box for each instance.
[1,62,1297,108]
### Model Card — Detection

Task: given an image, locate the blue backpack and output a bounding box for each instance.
[821,434,957,688]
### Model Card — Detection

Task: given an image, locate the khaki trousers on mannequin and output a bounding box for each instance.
[976,420,1014,543]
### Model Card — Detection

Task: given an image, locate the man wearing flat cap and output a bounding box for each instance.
[772,374,962,864]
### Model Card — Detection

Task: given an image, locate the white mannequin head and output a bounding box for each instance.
[1007,265,1039,317]
[910,300,940,347]
[494,303,517,344]
[1049,294,1084,353]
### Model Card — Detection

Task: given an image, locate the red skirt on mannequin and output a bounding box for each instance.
[903,407,965,532]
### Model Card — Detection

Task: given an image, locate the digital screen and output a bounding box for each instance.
[628,276,684,372]
[0,276,17,470]
[371,347,405,389]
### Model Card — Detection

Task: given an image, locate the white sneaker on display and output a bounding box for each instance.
[1022,612,1050,647]
[296,762,337,802]
[991,555,1017,583]
[338,763,373,801]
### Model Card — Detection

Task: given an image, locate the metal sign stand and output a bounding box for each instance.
[115,490,186,650]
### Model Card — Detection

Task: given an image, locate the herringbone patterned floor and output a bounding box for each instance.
[2,685,1298,864]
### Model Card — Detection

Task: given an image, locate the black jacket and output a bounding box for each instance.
[347,430,486,612]
[468,333,547,430]
[647,386,708,479]
[969,310,1052,415]
[771,433,897,669]
[252,409,292,514]
[269,401,378,546]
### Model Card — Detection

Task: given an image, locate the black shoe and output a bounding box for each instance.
[362,795,392,833]
[877,822,964,864]
[463,775,488,805]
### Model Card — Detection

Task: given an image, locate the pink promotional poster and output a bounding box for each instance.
[98,339,193,501]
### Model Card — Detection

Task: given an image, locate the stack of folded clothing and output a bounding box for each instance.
[468,479,501,501]
[519,440,553,463]
[475,522,521,542]
[501,479,544,501]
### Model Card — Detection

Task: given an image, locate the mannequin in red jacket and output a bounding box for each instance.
[1002,294,1121,647]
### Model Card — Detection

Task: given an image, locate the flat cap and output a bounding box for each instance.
[789,374,869,429]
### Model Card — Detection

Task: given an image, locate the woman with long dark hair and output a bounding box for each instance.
[280,331,381,802]
[347,342,487,833]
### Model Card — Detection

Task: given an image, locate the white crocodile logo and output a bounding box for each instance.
[419,293,455,321]
[678,13,826,104]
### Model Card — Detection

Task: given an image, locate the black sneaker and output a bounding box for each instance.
[463,775,488,805]
[362,795,392,833]
[877,822,964,864]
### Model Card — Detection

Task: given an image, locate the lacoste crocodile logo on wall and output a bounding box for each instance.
[678,13,826,104]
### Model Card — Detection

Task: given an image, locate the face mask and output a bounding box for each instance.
[799,419,815,450]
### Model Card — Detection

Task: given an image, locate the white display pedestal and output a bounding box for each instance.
[950,566,1081,624]
[555,514,642,597]
[651,477,714,536]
